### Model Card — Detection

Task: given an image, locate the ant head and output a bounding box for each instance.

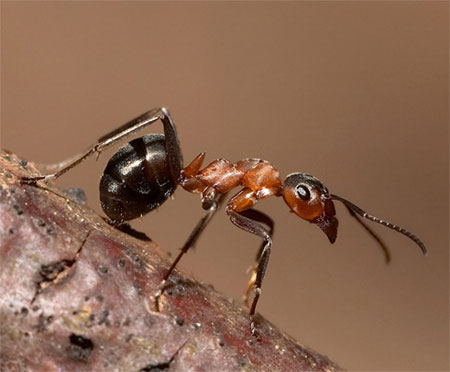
[283,173,338,243]
[283,173,427,255]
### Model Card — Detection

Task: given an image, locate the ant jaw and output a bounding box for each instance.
[311,198,338,243]
[318,218,338,243]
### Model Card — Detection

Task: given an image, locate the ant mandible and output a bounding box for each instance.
[21,107,427,336]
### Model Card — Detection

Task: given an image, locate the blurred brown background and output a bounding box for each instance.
[1,2,448,371]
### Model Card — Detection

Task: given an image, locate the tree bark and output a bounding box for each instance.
[0,150,344,372]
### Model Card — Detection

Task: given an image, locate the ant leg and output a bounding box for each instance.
[227,208,273,336]
[154,193,227,311]
[239,209,274,307]
[38,152,96,175]
[21,108,182,185]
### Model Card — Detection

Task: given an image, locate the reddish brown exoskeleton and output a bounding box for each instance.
[21,108,427,336]
[173,153,426,334]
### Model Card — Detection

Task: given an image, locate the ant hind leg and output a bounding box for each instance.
[21,108,182,185]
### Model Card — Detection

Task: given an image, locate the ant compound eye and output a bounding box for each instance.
[295,184,311,201]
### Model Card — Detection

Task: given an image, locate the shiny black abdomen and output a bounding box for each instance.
[99,134,178,222]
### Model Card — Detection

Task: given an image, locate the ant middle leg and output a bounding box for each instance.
[21,108,182,185]
[154,193,227,311]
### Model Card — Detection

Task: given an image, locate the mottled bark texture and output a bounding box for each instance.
[0,151,343,372]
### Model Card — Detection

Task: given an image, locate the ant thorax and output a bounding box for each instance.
[180,154,283,207]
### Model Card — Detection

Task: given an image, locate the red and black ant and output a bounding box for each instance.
[21,107,427,336]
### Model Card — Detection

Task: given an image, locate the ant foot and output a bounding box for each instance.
[250,316,262,341]
[153,279,172,312]
[153,289,163,312]
[19,176,43,186]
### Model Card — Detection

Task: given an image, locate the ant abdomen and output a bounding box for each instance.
[99,134,178,222]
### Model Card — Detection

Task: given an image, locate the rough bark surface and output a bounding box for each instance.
[0,150,344,372]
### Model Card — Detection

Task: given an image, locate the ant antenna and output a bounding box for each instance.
[330,194,427,255]
[344,205,391,263]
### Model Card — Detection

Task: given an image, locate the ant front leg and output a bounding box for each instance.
[21,107,182,185]
[154,193,227,311]
[239,209,274,307]
[227,189,273,337]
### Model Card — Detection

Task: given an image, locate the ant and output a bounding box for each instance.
[21,107,427,336]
